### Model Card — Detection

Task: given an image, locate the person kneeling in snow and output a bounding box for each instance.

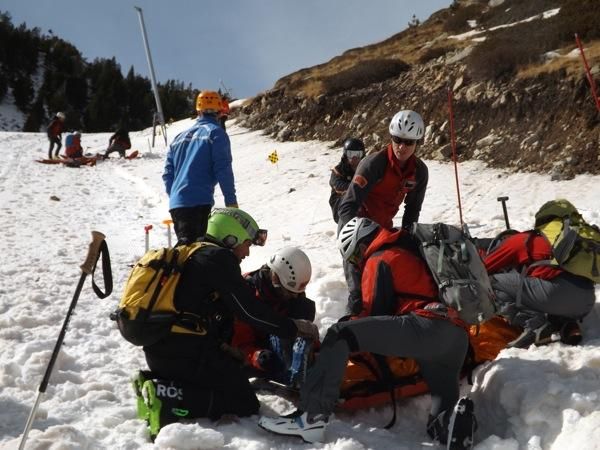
[483,225,596,349]
[259,218,477,447]
[233,247,317,387]
[103,128,131,159]
[138,208,319,440]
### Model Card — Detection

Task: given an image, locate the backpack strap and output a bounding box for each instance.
[372,353,398,429]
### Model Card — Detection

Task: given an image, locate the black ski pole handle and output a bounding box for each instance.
[497,196,510,230]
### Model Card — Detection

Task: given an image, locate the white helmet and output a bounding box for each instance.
[267,247,312,294]
[389,110,424,140]
[337,217,379,261]
[56,112,66,120]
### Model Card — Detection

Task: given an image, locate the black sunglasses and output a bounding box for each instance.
[391,136,418,146]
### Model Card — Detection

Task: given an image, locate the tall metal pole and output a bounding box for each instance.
[134,6,167,146]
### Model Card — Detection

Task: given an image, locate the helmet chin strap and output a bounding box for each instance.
[271,271,282,288]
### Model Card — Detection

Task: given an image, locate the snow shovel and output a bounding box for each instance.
[19,231,113,450]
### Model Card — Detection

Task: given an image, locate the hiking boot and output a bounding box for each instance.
[560,321,582,346]
[258,409,328,443]
[132,371,150,420]
[446,397,477,450]
[507,322,556,349]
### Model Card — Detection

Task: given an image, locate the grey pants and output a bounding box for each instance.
[491,270,596,329]
[299,314,468,418]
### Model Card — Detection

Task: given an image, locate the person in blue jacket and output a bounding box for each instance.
[163,90,238,244]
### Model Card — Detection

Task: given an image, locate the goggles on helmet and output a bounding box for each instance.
[391,136,418,146]
[215,208,268,246]
[345,150,365,160]
[253,228,268,246]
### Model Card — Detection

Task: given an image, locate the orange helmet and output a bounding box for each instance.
[196,91,222,113]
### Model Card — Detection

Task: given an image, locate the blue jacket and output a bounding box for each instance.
[163,115,237,209]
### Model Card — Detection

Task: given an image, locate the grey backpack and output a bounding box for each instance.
[411,223,496,325]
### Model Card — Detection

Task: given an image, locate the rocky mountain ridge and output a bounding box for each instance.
[237,0,600,179]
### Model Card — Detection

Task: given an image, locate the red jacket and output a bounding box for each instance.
[47,118,64,138]
[232,266,316,369]
[484,231,562,279]
[358,228,464,327]
[220,99,230,117]
[338,144,428,230]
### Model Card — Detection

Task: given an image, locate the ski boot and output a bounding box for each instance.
[427,397,477,450]
[446,397,477,450]
[142,379,190,442]
[132,370,151,420]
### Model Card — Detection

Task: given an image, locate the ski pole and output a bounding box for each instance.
[144,225,153,252]
[575,33,600,112]
[19,231,107,450]
[447,86,464,228]
[497,196,510,230]
[162,219,173,248]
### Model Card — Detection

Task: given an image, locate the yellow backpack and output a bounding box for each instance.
[111,242,216,346]
[533,199,600,283]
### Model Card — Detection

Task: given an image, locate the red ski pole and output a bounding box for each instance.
[447,86,464,228]
[575,33,600,112]
[144,225,153,252]
[162,219,173,248]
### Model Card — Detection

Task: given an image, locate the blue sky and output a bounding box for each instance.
[2,0,451,98]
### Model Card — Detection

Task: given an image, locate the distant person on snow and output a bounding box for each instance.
[337,110,429,315]
[328,137,366,224]
[163,90,238,244]
[233,246,317,386]
[64,131,83,158]
[259,217,476,447]
[46,112,65,159]
[103,129,132,159]
[219,94,230,131]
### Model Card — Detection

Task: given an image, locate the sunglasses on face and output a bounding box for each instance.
[253,229,268,246]
[345,150,365,160]
[391,136,417,146]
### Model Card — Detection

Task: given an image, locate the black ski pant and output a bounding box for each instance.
[170,205,212,245]
[48,136,61,159]
[491,270,596,330]
[343,259,363,315]
[104,143,127,158]
[144,344,259,420]
[299,313,468,421]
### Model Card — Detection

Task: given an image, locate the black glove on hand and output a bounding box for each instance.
[293,319,319,342]
[252,349,284,373]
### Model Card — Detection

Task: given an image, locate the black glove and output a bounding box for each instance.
[252,350,284,373]
[293,319,319,341]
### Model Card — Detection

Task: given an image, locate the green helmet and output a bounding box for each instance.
[206,208,267,248]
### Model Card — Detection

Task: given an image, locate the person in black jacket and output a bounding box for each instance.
[329,138,365,224]
[140,208,319,439]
